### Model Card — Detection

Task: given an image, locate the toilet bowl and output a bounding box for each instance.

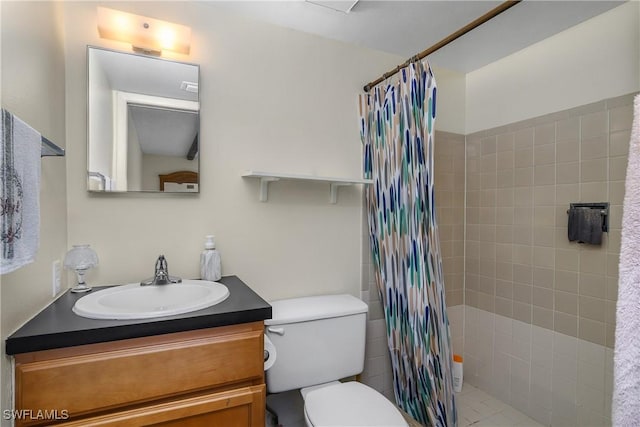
[264,294,408,427]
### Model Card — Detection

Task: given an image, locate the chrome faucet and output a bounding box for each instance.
[140,255,182,286]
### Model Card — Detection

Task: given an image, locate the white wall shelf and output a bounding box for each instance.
[242,171,373,204]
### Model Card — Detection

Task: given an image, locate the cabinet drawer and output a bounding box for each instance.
[15,324,264,422]
[57,385,266,427]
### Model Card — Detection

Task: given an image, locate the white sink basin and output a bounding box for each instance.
[72,280,230,320]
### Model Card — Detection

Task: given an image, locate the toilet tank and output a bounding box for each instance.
[265,294,368,394]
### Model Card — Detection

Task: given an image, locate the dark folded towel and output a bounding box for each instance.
[568,208,603,245]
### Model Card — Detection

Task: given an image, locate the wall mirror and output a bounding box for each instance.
[87,46,200,193]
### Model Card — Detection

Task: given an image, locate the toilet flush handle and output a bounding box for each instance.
[267,327,285,335]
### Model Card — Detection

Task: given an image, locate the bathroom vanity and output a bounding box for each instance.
[6,276,271,427]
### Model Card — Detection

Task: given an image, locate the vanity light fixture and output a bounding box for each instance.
[64,244,99,293]
[97,7,191,56]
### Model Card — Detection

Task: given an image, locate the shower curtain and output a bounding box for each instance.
[358,61,456,426]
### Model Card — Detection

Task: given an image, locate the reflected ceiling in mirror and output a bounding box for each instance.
[87,46,200,193]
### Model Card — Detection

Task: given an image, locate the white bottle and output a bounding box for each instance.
[200,235,221,281]
[452,354,463,393]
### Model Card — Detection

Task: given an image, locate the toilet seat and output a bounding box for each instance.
[303,381,409,427]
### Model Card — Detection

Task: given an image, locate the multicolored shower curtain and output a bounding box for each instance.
[358,61,456,426]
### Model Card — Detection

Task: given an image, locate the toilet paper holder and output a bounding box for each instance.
[566,202,609,232]
[263,334,277,371]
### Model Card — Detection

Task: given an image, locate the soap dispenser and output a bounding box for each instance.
[200,235,221,281]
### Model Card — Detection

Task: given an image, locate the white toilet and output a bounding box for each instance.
[265,294,409,427]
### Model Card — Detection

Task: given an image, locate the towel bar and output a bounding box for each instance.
[1,108,65,157]
[41,136,65,157]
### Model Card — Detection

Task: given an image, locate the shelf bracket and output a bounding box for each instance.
[259,177,280,202]
[329,183,353,204]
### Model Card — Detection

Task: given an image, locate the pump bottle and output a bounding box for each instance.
[200,235,221,281]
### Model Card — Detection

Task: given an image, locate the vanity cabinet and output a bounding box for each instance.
[14,321,265,427]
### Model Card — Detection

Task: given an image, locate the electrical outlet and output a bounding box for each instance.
[52,260,61,297]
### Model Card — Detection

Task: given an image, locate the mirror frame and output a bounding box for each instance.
[86,45,200,193]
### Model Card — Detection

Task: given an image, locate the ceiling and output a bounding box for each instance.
[93,48,199,102]
[129,106,199,157]
[207,0,624,73]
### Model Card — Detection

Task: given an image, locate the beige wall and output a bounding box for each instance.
[63,1,404,301]
[0,1,67,421]
[431,67,466,135]
[465,1,639,134]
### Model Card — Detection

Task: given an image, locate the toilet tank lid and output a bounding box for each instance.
[265,294,368,325]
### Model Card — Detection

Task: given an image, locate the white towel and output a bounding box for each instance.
[613,94,640,425]
[0,109,41,274]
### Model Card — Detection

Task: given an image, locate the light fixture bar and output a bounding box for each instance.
[97,7,191,55]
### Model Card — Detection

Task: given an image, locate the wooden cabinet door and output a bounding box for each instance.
[57,385,265,427]
[15,323,264,424]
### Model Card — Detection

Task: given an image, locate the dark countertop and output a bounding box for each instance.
[5,275,271,355]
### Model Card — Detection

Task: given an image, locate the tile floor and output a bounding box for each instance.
[457,384,545,427]
[267,383,545,426]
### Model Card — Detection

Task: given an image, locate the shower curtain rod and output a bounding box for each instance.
[363,0,522,92]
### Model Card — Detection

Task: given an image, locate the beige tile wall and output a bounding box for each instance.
[435,131,466,307]
[464,305,614,426]
[465,93,635,348]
